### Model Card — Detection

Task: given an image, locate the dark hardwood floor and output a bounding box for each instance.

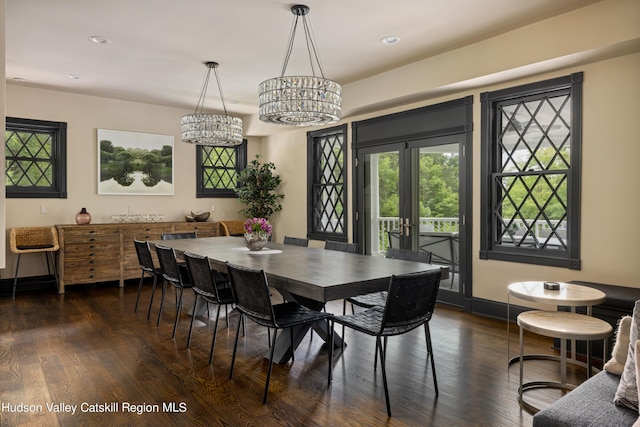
[0,281,592,426]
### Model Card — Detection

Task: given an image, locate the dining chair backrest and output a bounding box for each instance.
[10,226,59,253]
[133,239,156,273]
[324,240,359,253]
[154,244,184,286]
[226,262,275,327]
[218,221,245,237]
[161,231,197,240]
[418,232,455,266]
[183,251,221,301]
[387,230,400,249]
[283,236,309,247]
[385,247,432,264]
[381,269,442,334]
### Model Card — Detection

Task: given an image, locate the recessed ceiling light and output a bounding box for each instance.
[380,36,400,45]
[66,74,80,80]
[12,77,26,82]
[88,35,111,44]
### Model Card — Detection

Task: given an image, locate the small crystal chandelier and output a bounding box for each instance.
[258,4,342,127]
[181,61,243,146]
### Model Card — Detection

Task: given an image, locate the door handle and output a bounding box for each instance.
[404,218,412,237]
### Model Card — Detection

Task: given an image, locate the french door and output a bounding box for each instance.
[357,134,468,305]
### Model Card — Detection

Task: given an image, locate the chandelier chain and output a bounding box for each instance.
[280,12,325,79]
[194,65,212,114]
[213,66,229,116]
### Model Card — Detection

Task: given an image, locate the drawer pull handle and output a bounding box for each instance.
[89,238,96,242]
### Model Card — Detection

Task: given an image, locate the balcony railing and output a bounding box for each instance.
[376,217,566,254]
[377,217,459,254]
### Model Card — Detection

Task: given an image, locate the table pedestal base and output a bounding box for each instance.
[517,381,576,414]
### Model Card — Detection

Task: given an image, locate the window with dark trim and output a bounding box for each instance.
[307,124,347,241]
[5,117,67,199]
[196,140,247,198]
[480,73,582,269]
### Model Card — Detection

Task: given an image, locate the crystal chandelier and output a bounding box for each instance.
[258,5,342,127]
[181,61,243,146]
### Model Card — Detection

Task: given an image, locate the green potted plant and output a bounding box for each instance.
[235,155,284,219]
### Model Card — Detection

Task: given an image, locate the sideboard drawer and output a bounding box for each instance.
[62,228,121,244]
[56,221,220,293]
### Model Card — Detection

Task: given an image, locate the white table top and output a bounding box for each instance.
[508,281,606,307]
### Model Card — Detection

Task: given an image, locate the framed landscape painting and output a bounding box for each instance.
[98,129,174,195]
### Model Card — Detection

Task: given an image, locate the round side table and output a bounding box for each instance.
[508,281,606,315]
[507,281,606,365]
[517,310,612,414]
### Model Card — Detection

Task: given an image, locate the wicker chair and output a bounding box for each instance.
[283,236,309,247]
[155,244,193,338]
[184,251,234,364]
[218,220,246,237]
[345,248,433,311]
[324,240,359,253]
[133,239,163,318]
[330,269,443,417]
[160,232,197,240]
[9,227,60,299]
[226,262,333,404]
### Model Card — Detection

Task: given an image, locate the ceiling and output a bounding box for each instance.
[6,0,602,133]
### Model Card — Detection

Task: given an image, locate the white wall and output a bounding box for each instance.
[2,85,260,278]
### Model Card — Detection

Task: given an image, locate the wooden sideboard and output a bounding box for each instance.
[55,221,218,293]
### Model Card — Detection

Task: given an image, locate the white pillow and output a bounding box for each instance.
[636,340,640,415]
[604,316,632,375]
[615,301,640,411]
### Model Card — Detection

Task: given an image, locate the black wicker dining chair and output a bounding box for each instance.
[324,240,358,253]
[342,248,434,369]
[183,251,234,364]
[330,268,443,417]
[133,239,163,319]
[161,231,198,286]
[344,248,433,313]
[154,244,193,338]
[283,236,309,247]
[226,262,333,404]
[160,231,197,240]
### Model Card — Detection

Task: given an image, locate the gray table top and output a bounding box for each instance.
[151,236,445,303]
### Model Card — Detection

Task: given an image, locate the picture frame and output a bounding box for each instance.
[97,129,174,195]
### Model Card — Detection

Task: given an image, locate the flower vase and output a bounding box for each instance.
[244,233,269,251]
[75,208,92,225]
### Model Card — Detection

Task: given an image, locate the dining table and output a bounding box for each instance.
[150,236,447,363]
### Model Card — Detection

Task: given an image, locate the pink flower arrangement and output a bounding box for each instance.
[244,217,272,236]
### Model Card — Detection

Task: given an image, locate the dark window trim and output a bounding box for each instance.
[307,124,348,242]
[195,139,247,198]
[479,72,582,269]
[5,117,67,199]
